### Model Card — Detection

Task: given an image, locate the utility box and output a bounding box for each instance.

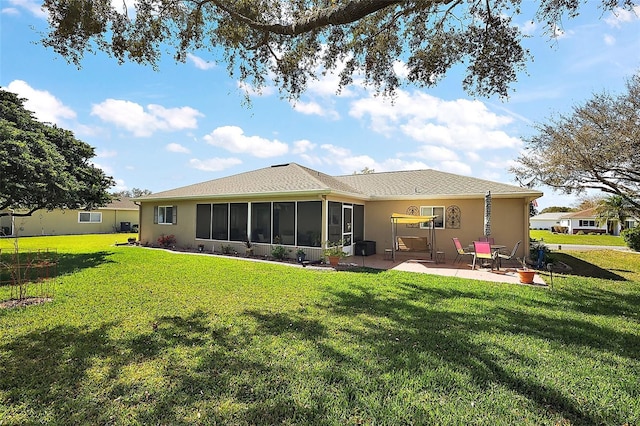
[355,240,376,256]
[120,221,131,232]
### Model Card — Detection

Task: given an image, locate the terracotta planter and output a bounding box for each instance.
[517,269,535,284]
[328,255,340,267]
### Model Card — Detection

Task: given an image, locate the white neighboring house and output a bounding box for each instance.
[531,208,638,235]
[559,208,638,235]
[530,212,567,231]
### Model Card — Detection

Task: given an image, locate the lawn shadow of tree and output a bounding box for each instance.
[552,253,626,280]
[313,280,636,425]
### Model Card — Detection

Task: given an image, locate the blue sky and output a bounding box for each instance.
[1,1,639,210]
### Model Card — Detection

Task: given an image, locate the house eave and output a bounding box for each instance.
[135,189,341,203]
[368,191,543,201]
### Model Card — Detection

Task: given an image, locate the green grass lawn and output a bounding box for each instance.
[1,234,638,425]
[530,230,627,246]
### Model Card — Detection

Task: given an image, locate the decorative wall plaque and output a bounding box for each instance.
[406,205,419,228]
[446,205,461,229]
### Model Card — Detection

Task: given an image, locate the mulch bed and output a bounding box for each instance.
[0,297,53,309]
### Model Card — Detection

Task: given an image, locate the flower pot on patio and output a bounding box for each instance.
[517,269,535,284]
[327,255,340,267]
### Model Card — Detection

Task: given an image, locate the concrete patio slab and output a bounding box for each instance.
[342,252,547,286]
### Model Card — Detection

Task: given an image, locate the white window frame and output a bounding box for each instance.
[78,212,102,223]
[157,206,175,225]
[420,206,445,229]
[579,219,596,227]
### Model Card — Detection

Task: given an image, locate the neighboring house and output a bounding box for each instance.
[530,212,568,232]
[559,207,638,235]
[0,198,139,237]
[136,163,542,261]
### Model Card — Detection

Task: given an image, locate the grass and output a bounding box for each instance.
[1,234,639,425]
[530,230,627,246]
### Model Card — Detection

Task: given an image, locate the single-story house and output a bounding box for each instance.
[559,208,638,235]
[0,198,139,237]
[530,212,568,232]
[136,163,542,262]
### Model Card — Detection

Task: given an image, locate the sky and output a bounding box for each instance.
[1,1,639,211]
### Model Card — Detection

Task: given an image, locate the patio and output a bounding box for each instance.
[340,251,547,286]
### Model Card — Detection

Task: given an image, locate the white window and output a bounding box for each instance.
[579,220,596,227]
[420,206,445,229]
[625,220,637,229]
[154,206,176,225]
[78,212,102,223]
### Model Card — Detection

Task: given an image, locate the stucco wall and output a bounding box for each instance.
[364,197,529,261]
[6,209,139,237]
[139,195,531,262]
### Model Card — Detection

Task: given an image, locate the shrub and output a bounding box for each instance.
[220,245,236,255]
[622,227,640,251]
[157,234,176,248]
[271,245,290,260]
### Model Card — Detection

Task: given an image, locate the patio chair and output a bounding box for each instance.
[495,240,521,270]
[478,236,495,245]
[472,241,496,270]
[452,238,474,265]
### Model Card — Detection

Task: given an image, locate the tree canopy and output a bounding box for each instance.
[0,89,114,217]
[111,188,153,198]
[511,73,640,217]
[40,0,636,99]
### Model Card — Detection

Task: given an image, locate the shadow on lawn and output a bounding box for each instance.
[0,310,329,424]
[317,281,635,425]
[551,253,626,281]
[56,251,115,277]
[2,281,636,424]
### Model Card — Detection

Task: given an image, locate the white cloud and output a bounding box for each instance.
[111,178,128,192]
[187,53,216,70]
[392,61,409,79]
[349,89,520,150]
[1,7,20,15]
[96,149,118,158]
[90,161,113,176]
[91,99,202,137]
[4,0,45,18]
[411,145,459,162]
[237,81,276,97]
[603,34,616,46]
[166,143,191,153]
[519,20,537,36]
[605,5,640,28]
[189,157,242,172]
[291,100,340,119]
[6,80,76,124]
[203,126,289,158]
[292,139,316,154]
[319,144,429,175]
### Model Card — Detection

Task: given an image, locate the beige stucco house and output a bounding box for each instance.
[136,163,542,262]
[0,198,139,237]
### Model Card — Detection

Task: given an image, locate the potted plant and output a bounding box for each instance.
[324,240,346,267]
[516,257,535,284]
[296,248,306,263]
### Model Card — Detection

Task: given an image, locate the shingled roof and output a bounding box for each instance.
[336,169,541,199]
[137,163,542,202]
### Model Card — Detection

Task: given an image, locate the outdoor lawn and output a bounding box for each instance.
[530,230,627,247]
[1,235,638,425]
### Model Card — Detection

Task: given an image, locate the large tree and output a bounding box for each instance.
[511,73,640,217]
[40,0,635,99]
[0,89,114,217]
[595,195,635,232]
